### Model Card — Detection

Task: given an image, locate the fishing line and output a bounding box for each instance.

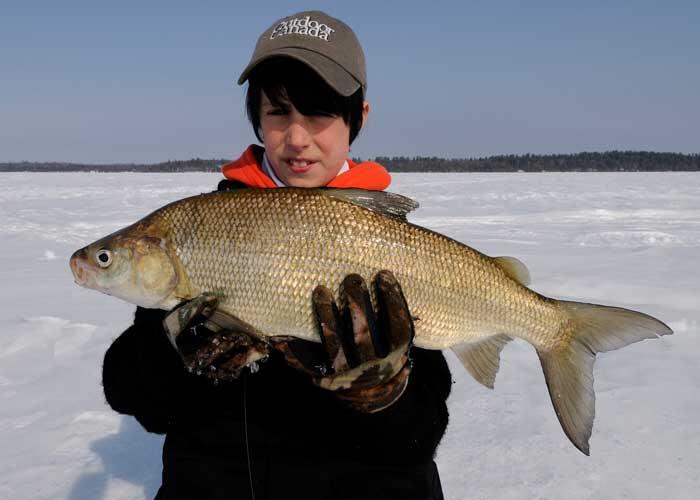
[243,370,256,500]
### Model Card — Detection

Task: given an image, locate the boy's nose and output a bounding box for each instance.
[285,122,311,150]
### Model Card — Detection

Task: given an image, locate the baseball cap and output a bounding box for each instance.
[238,10,367,96]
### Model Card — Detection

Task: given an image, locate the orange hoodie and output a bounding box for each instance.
[221,145,391,190]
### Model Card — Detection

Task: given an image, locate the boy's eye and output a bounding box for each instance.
[266,108,289,116]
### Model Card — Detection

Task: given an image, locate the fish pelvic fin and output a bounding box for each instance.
[538,300,673,455]
[451,334,513,389]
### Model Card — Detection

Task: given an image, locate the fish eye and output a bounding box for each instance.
[95,249,112,268]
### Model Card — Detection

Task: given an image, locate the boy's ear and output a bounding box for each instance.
[360,101,370,131]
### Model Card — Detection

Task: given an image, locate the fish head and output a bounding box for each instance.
[70,224,179,308]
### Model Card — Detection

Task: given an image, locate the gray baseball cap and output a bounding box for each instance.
[238,10,367,96]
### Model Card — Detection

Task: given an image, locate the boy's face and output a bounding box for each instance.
[260,92,368,188]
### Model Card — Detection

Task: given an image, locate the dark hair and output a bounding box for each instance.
[245,57,365,144]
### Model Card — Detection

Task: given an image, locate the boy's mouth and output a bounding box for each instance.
[285,158,317,174]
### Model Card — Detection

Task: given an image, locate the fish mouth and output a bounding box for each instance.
[69,249,91,287]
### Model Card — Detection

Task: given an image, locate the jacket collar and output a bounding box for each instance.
[221,145,391,190]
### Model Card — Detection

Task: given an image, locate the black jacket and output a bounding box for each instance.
[103,307,451,500]
[101,182,452,500]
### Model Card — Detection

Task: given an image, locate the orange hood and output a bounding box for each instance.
[221,145,391,190]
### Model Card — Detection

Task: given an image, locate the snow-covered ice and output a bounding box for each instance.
[0,172,698,499]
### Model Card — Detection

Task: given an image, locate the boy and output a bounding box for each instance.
[102,11,451,500]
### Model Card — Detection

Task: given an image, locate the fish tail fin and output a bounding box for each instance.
[537,300,672,455]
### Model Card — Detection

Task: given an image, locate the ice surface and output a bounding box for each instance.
[0,172,698,499]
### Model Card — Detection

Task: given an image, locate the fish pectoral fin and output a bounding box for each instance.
[202,309,267,341]
[494,256,531,286]
[321,189,419,220]
[451,334,513,389]
[171,293,267,340]
[538,300,673,456]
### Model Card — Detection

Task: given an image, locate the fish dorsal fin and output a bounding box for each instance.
[451,334,513,389]
[494,256,531,286]
[322,188,419,220]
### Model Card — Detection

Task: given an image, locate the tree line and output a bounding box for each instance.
[1,151,698,173]
[374,151,700,172]
[0,157,225,173]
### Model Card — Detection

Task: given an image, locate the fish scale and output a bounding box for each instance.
[147,189,560,349]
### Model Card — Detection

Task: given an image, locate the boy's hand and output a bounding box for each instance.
[163,295,269,381]
[272,271,414,412]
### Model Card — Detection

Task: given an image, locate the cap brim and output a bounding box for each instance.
[237,47,362,97]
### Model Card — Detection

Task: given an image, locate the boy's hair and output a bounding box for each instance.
[245,58,365,145]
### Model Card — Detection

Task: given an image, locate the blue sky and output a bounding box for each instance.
[1,0,698,162]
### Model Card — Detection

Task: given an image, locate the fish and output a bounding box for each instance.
[69,187,672,454]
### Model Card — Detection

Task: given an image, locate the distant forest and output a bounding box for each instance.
[2,151,698,173]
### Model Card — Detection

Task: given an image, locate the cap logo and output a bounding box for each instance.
[270,15,335,42]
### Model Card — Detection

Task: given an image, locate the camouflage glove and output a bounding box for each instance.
[163,295,270,381]
[273,271,414,413]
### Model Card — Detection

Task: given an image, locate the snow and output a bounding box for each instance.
[1,172,698,499]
